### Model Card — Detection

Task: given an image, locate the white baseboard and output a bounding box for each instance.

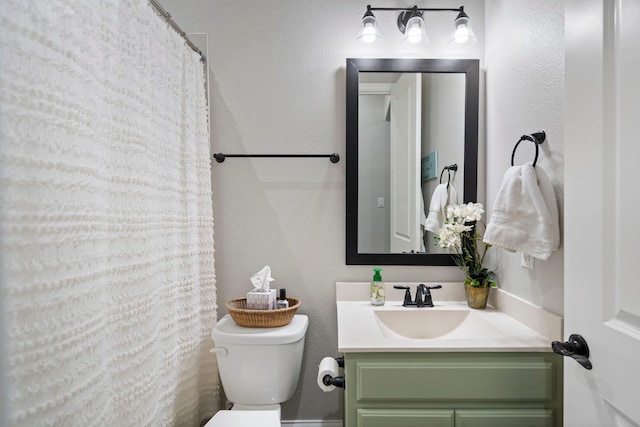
[281,421,343,427]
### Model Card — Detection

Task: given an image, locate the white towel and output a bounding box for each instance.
[483,162,560,260]
[424,183,458,233]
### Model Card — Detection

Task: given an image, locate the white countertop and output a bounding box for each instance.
[336,282,563,353]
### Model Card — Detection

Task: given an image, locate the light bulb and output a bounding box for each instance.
[406,22,422,43]
[360,22,378,43]
[453,23,471,44]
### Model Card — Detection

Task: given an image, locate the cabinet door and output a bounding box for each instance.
[357,409,455,427]
[455,409,553,427]
[351,353,557,402]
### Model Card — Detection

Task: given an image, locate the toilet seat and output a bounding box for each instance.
[204,410,280,427]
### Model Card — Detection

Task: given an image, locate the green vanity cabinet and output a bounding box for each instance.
[344,352,563,427]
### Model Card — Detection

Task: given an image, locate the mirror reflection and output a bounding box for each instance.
[346,58,479,265]
[358,72,465,254]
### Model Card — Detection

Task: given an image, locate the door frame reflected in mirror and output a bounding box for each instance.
[346,58,480,265]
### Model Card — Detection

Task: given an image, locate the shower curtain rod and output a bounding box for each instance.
[148,0,205,61]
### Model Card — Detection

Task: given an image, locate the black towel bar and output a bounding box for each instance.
[213,153,340,163]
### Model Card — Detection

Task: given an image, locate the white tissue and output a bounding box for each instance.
[317,357,340,392]
[250,265,274,292]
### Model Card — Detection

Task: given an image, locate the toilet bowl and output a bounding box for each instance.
[207,314,309,427]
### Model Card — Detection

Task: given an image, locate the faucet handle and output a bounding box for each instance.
[424,284,442,290]
[393,285,412,306]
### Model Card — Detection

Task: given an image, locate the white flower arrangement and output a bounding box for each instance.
[436,202,496,288]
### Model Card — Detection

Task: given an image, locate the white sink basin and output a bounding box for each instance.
[374,309,470,339]
[373,307,510,340]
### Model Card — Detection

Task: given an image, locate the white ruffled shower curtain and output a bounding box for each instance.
[0,1,219,425]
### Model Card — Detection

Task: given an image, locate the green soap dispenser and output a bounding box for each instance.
[370,267,385,306]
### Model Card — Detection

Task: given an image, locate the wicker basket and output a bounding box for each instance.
[226,297,300,328]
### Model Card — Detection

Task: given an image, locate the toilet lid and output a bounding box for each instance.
[212,314,308,345]
[204,410,280,427]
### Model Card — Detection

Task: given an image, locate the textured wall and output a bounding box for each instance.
[485,1,565,315]
[159,0,486,422]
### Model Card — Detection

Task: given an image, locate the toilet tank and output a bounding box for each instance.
[212,314,309,405]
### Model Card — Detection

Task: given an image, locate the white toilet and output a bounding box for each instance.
[205,313,309,427]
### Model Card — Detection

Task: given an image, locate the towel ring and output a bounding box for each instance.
[439,164,458,188]
[511,131,546,167]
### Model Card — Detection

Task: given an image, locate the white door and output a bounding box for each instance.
[389,73,421,253]
[564,1,640,425]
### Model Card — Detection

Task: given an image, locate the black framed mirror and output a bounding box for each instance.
[346,58,479,265]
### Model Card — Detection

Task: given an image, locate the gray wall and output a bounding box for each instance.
[485,0,565,314]
[357,94,390,253]
[159,0,563,423]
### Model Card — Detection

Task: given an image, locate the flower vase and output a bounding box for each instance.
[464,283,491,309]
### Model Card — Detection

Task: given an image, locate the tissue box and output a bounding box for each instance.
[246,289,276,310]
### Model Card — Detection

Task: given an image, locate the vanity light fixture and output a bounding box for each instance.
[357,5,477,48]
[400,7,428,44]
[447,7,477,47]
[356,5,381,43]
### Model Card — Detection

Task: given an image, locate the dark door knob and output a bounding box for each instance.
[551,334,592,370]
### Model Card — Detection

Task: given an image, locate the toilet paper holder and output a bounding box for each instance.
[322,357,345,389]
[323,374,345,389]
